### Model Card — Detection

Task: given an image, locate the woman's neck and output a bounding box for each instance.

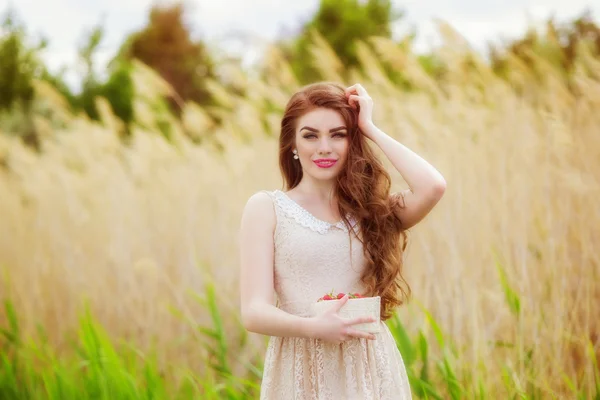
[294,177,337,202]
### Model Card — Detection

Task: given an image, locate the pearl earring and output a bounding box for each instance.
[293,149,299,160]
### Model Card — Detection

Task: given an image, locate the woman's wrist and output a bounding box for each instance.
[361,122,387,144]
[299,317,318,339]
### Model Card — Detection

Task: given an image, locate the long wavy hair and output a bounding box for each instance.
[278,82,411,320]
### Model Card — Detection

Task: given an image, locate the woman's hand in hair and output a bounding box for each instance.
[344,83,376,138]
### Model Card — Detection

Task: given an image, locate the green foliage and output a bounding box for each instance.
[494,253,522,318]
[39,66,78,109]
[0,10,45,113]
[0,11,134,137]
[78,65,135,126]
[489,10,600,81]
[387,314,443,399]
[190,278,261,399]
[102,61,134,124]
[0,9,47,147]
[77,23,106,121]
[0,299,179,399]
[3,0,599,146]
[1,281,599,398]
[74,24,134,126]
[78,24,104,83]
[286,0,403,83]
[0,286,260,399]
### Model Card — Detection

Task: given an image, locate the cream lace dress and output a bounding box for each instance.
[259,189,412,400]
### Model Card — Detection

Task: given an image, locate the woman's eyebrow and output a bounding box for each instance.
[300,126,347,132]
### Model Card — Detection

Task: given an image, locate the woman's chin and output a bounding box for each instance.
[308,169,342,181]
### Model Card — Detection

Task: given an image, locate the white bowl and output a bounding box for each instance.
[310,296,381,333]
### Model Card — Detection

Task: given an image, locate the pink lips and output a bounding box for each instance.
[313,159,337,168]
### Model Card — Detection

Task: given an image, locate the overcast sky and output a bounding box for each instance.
[1,0,597,90]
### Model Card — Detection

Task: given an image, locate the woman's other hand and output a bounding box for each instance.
[307,294,377,344]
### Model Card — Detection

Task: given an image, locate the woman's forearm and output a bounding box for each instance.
[364,122,446,193]
[243,303,315,338]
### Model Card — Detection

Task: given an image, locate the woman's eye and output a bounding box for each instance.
[302,133,346,139]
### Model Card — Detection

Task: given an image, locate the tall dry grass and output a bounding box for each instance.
[1,26,599,397]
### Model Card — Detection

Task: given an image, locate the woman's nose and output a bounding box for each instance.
[318,138,332,153]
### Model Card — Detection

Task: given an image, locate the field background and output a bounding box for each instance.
[1,2,599,399]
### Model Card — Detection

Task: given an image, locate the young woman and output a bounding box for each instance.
[239,82,446,399]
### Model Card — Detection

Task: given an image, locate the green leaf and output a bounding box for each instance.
[493,250,521,317]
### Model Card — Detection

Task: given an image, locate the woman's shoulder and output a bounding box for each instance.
[243,190,278,217]
[246,189,278,203]
[240,190,277,232]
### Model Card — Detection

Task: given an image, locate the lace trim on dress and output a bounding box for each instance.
[272,190,358,235]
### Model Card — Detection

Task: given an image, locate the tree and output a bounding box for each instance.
[286,0,403,83]
[70,23,134,127]
[123,3,215,107]
[77,23,106,121]
[0,9,46,147]
[0,10,45,113]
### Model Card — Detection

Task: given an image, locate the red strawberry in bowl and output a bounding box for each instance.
[318,289,342,302]
[316,290,366,302]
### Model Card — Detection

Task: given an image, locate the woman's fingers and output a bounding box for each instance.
[344,86,357,98]
[346,328,376,340]
[354,83,369,97]
[332,294,349,311]
[348,93,372,109]
[348,94,365,109]
[331,325,377,343]
[345,83,369,97]
[346,315,377,326]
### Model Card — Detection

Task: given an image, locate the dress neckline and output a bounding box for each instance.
[272,190,359,235]
[275,190,344,225]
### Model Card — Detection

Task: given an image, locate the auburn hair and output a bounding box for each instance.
[278,82,411,320]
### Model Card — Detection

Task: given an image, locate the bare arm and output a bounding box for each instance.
[346,83,446,230]
[365,122,446,229]
[239,192,315,338]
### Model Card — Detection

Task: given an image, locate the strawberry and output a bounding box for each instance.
[316,289,365,302]
[346,292,363,299]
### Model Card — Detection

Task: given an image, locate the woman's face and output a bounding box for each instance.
[294,107,349,181]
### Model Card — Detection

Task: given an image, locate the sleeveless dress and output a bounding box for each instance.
[259,189,412,400]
